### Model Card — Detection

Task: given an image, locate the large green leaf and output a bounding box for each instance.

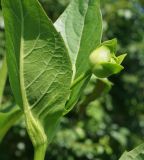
[0,55,7,107]
[2,0,72,158]
[119,143,144,160]
[55,0,102,112]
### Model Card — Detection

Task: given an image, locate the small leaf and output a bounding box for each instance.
[64,74,91,114]
[0,106,22,142]
[117,54,127,64]
[92,62,124,78]
[100,38,117,54]
[119,143,144,160]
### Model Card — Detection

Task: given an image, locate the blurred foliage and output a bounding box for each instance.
[0,0,144,160]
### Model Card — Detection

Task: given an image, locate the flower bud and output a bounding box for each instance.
[89,46,111,65]
[89,39,126,78]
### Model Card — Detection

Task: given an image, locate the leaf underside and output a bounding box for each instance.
[2,0,72,145]
[2,0,103,146]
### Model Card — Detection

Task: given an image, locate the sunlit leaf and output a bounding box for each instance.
[55,0,102,113]
[2,0,72,158]
[119,143,144,160]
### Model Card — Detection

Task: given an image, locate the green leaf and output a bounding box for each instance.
[0,106,22,142]
[92,62,124,78]
[0,55,7,107]
[2,0,72,159]
[0,56,21,143]
[64,74,91,114]
[117,54,127,64]
[55,0,102,112]
[100,38,117,54]
[119,143,144,160]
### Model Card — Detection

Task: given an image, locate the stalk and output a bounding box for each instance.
[24,111,48,160]
[71,70,92,89]
[34,144,47,160]
[0,55,7,107]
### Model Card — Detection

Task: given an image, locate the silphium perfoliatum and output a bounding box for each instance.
[89,39,126,78]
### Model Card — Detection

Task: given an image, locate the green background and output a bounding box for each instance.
[0,0,144,160]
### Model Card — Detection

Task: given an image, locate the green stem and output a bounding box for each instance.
[0,55,7,108]
[34,144,47,160]
[24,111,48,160]
[71,70,92,89]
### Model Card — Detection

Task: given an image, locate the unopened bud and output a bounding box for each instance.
[89,39,126,78]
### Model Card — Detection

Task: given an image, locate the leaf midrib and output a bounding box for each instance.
[19,1,29,112]
[19,1,47,147]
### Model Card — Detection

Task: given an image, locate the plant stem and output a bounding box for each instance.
[34,144,47,160]
[24,111,48,160]
[71,70,92,89]
[0,55,7,108]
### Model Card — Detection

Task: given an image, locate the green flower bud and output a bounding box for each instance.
[89,39,126,78]
[89,46,111,65]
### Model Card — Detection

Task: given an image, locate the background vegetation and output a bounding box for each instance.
[0,0,144,160]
